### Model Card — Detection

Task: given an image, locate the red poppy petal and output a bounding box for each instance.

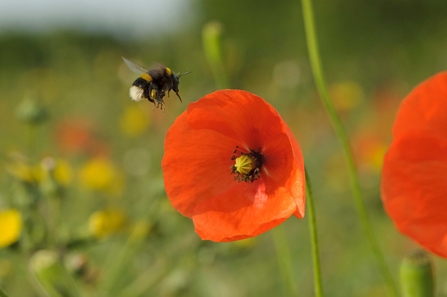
[192,177,297,242]
[283,122,306,218]
[393,72,447,138]
[260,133,294,188]
[382,130,447,257]
[162,113,238,217]
[261,133,305,218]
[187,90,292,149]
[162,90,306,241]
[187,90,306,215]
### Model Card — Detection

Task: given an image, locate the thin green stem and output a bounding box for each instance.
[202,21,230,89]
[118,259,167,297]
[0,288,9,297]
[272,226,298,297]
[305,169,323,297]
[300,0,399,296]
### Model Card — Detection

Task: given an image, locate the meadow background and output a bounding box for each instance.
[1,0,447,296]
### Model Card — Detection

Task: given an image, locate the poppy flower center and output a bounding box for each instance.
[231,146,264,183]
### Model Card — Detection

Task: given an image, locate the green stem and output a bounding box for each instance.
[118,259,167,297]
[305,169,323,297]
[202,21,230,89]
[272,226,298,297]
[0,288,9,297]
[300,0,399,296]
[27,124,36,161]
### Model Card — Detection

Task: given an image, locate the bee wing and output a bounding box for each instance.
[148,66,166,79]
[122,57,149,74]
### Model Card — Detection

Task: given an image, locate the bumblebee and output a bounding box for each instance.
[122,57,190,110]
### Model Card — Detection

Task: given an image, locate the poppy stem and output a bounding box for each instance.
[202,21,230,89]
[272,225,299,297]
[305,168,323,297]
[300,0,399,296]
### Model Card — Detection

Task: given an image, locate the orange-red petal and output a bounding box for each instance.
[381,72,447,258]
[162,111,238,217]
[282,121,306,218]
[392,72,447,137]
[162,90,305,241]
[192,177,297,241]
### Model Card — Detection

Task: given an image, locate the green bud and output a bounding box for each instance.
[40,157,62,198]
[202,21,229,89]
[29,250,80,297]
[400,250,435,297]
[16,94,48,125]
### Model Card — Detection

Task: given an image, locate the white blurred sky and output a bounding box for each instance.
[0,0,193,38]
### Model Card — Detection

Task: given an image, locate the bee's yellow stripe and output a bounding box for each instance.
[140,73,152,82]
[165,68,172,75]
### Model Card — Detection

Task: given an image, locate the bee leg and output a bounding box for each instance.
[153,99,165,111]
[150,88,158,101]
[175,91,183,103]
[159,89,166,100]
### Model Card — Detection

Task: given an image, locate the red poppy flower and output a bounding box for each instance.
[162,90,305,242]
[381,72,447,258]
[54,118,108,156]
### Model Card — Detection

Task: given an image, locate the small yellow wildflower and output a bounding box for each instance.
[6,160,40,183]
[79,157,124,196]
[52,159,73,186]
[89,209,127,238]
[330,81,364,112]
[39,158,73,186]
[370,143,387,170]
[129,220,151,241]
[119,105,150,137]
[0,209,22,248]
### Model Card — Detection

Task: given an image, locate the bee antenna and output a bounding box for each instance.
[176,71,191,78]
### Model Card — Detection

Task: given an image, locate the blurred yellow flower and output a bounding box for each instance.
[0,209,22,248]
[119,105,150,137]
[129,220,151,241]
[367,142,387,171]
[52,159,73,185]
[79,157,124,196]
[6,160,40,183]
[330,81,364,112]
[39,158,73,186]
[353,131,388,173]
[89,209,127,238]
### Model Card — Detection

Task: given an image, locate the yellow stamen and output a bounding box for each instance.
[234,155,255,175]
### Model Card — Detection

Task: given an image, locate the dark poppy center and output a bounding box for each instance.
[231,146,264,183]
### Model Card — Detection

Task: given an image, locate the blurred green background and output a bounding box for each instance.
[1,0,447,296]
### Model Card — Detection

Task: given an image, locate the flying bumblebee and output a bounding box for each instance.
[122,57,191,110]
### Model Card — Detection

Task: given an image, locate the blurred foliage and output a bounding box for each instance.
[0,0,447,296]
